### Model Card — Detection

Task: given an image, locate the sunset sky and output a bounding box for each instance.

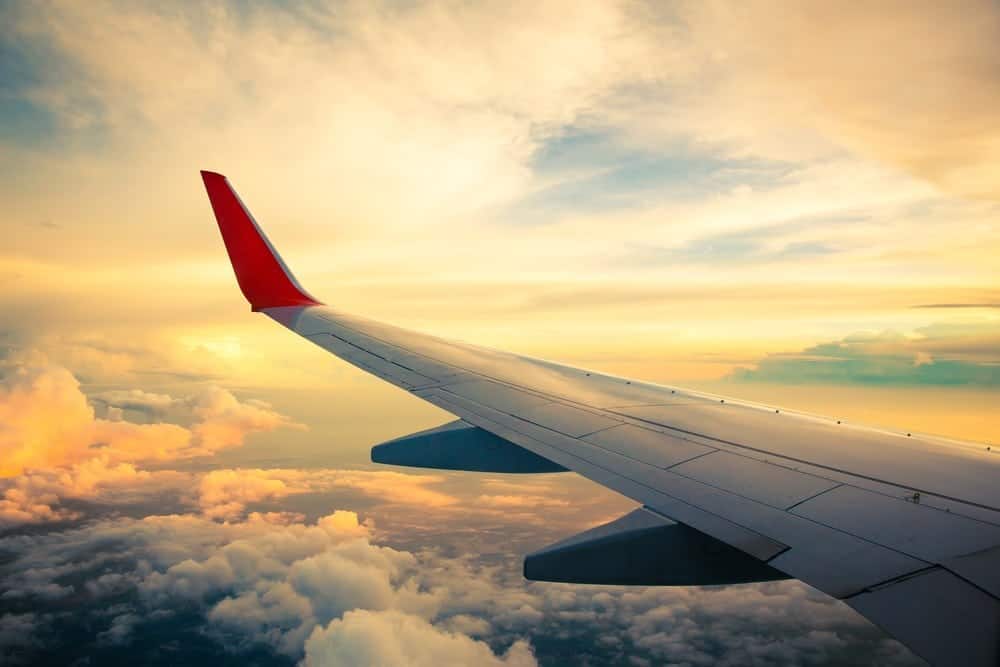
[1,1,998,665]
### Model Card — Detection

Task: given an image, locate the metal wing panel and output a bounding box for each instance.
[518,402,622,438]
[846,567,1000,667]
[302,332,439,389]
[415,386,791,563]
[582,424,716,469]
[790,485,1000,563]
[941,546,1000,599]
[670,451,841,510]
[418,384,930,599]
[613,401,999,512]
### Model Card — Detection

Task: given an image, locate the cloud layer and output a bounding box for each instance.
[0,506,922,666]
[0,352,301,525]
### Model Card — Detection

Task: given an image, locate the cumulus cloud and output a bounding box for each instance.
[0,354,296,475]
[0,612,43,664]
[0,354,297,525]
[0,347,474,530]
[198,469,304,520]
[0,506,922,666]
[302,609,537,667]
[197,468,457,520]
[0,509,539,664]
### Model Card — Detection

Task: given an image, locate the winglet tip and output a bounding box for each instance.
[201,170,323,311]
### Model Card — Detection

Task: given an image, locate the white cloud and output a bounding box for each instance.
[196,468,459,520]
[96,612,140,646]
[0,509,536,663]
[0,354,296,474]
[0,612,43,663]
[0,354,299,525]
[0,504,923,666]
[302,609,537,667]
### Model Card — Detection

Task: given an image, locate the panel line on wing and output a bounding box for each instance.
[607,407,1000,515]
[417,388,790,563]
[428,385,938,597]
[784,485,844,512]
[419,387,939,596]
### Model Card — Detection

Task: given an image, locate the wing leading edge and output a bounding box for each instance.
[201,171,1000,667]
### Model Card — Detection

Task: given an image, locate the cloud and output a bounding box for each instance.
[475,495,570,509]
[607,1,1000,201]
[0,509,540,664]
[722,2,1000,201]
[0,348,467,528]
[302,609,537,667]
[198,469,304,520]
[0,0,997,403]
[0,355,94,476]
[0,613,43,664]
[96,612,140,646]
[730,322,1000,386]
[0,353,297,475]
[0,504,923,666]
[2,0,640,246]
[197,468,458,521]
[0,458,188,526]
[0,354,299,525]
[915,303,1000,310]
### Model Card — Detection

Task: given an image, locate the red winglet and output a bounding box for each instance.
[201,171,322,311]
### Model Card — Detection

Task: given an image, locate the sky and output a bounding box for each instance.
[1,0,998,665]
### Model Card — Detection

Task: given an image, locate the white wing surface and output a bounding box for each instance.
[202,171,1000,667]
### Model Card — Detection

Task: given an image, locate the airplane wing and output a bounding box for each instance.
[201,171,1000,667]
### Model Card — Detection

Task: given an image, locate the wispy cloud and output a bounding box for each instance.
[914,303,1000,310]
[730,323,1000,387]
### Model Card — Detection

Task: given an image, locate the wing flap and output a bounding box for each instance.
[847,567,1000,667]
[524,506,789,586]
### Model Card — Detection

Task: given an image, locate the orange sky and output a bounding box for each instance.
[1,0,998,477]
